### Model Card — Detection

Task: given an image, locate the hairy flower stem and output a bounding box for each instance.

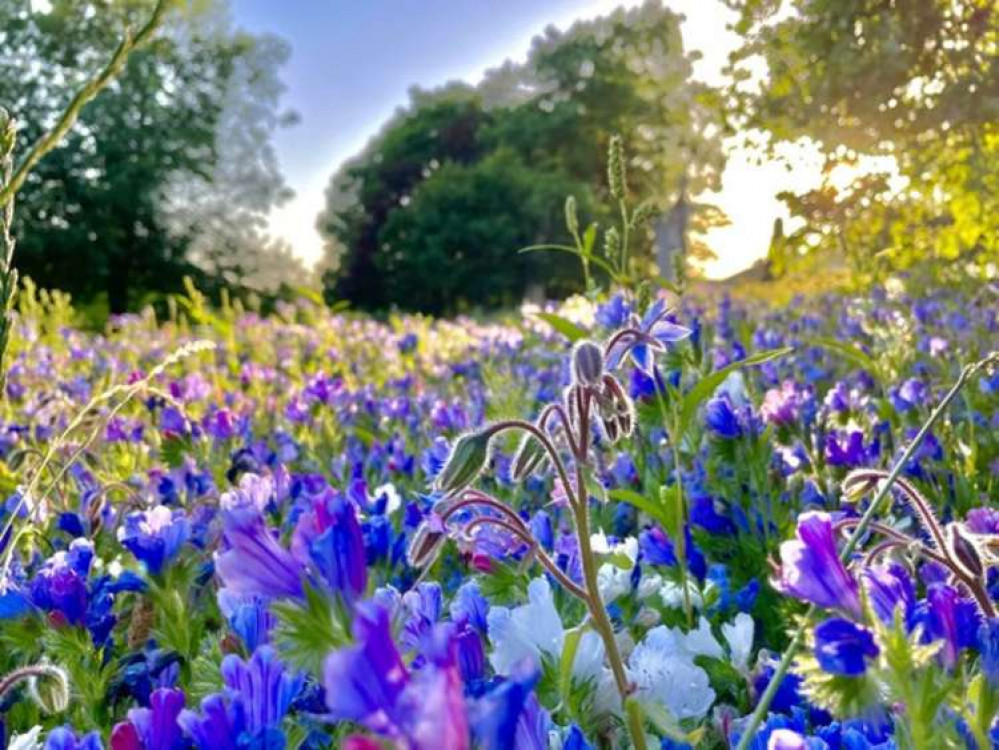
[735,353,999,750]
[570,392,649,750]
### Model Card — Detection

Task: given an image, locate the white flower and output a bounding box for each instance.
[373,483,402,516]
[628,626,716,721]
[660,579,704,610]
[716,371,749,406]
[597,562,632,603]
[680,617,723,659]
[571,630,606,683]
[486,578,567,674]
[636,572,662,600]
[722,612,755,673]
[8,726,43,750]
[487,578,606,682]
[590,532,638,563]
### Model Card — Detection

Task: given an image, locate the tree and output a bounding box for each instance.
[0,0,295,312]
[727,0,999,279]
[318,0,725,312]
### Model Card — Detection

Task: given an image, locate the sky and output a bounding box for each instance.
[229,0,830,279]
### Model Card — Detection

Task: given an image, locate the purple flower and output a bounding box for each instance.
[813,618,879,676]
[117,506,190,575]
[760,381,803,426]
[215,504,304,601]
[30,540,94,625]
[966,507,999,534]
[112,687,186,750]
[919,584,981,668]
[291,489,367,602]
[862,563,915,626]
[323,603,470,748]
[177,693,248,750]
[401,582,443,651]
[324,603,410,734]
[773,512,861,617]
[606,299,691,373]
[595,293,631,329]
[219,646,302,734]
[824,430,868,467]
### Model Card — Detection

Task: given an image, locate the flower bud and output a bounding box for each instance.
[0,107,15,158]
[512,433,545,481]
[434,430,491,496]
[607,134,627,200]
[27,664,70,714]
[407,519,447,569]
[841,470,881,504]
[564,195,579,236]
[571,340,603,385]
[946,522,985,580]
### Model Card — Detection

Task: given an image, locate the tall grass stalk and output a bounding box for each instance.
[0,0,171,394]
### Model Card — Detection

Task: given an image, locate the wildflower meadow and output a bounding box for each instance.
[2,1,999,749]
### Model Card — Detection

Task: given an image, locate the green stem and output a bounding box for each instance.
[571,394,648,750]
[735,353,999,750]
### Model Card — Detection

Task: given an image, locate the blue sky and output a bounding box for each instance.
[229,1,828,278]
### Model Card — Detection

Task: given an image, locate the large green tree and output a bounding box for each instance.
[318,1,725,313]
[0,0,295,313]
[728,0,999,279]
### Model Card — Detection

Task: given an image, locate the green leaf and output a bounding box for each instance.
[805,337,879,378]
[560,625,584,698]
[679,346,793,436]
[608,487,678,537]
[272,583,350,677]
[532,312,588,343]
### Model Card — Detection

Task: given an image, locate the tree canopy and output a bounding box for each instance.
[0,0,299,313]
[318,1,726,314]
[727,0,999,281]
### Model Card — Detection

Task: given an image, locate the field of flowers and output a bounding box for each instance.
[0,281,997,749]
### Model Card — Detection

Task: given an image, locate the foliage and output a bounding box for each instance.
[0,0,298,313]
[319,1,725,313]
[728,0,999,283]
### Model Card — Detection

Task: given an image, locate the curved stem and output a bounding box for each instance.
[568,389,648,750]
[538,403,579,456]
[486,419,576,510]
[460,515,590,603]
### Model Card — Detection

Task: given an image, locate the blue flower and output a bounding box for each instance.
[43,727,104,750]
[977,618,999,688]
[606,299,691,373]
[292,490,367,602]
[220,646,302,734]
[814,618,879,676]
[117,506,190,576]
[704,394,744,439]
